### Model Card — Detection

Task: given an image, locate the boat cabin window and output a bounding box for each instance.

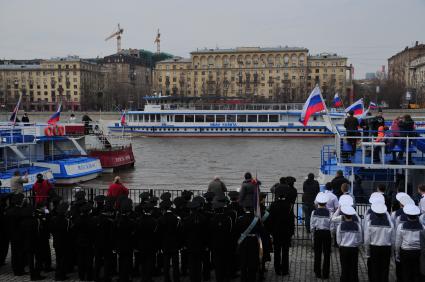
[150,114,156,122]
[269,115,278,122]
[237,115,247,122]
[195,115,205,122]
[206,115,215,122]
[216,115,225,122]
[175,115,184,122]
[248,115,257,123]
[258,115,268,122]
[226,115,236,122]
[156,114,160,122]
[185,115,194,122]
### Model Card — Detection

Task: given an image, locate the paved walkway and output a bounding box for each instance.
[0,239,395,282]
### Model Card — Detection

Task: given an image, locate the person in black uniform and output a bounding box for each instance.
[158,199,181,282]
[20,205,46,281]
[174,196,189,277]
[91,196,115,282]
[268,185,294,276]
[114,198,135,282]
[92,195,106,216]
[6,193,26,276]
[135,200,158,282]
[258,192,272,281]
[283,177,298,205]
[201,192,215,281]
[344,110,360,155]
[209,195,233,282]
[49,202,71,281]
[183,198,208,282]
[34,203,53,273]
[0,193,10,268]
[369,109,385,136]
[236,198,263,282]
[73,203,94,281]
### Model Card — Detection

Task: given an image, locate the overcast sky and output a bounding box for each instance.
[1,0,424,78]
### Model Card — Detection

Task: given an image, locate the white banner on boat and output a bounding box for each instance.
[64,159,102,176]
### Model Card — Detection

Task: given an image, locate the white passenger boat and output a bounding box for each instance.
[109,102,345,137]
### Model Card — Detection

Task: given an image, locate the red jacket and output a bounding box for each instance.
[107,183,129,198]
[33,180,53,204]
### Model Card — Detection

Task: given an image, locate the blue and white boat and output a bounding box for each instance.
[30,125,102,185]
[0,126,54,192]
[109,102,346,137]
[0,123,102,186]
[317,124,425,197]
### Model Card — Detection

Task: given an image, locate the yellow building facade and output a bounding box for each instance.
[154,47,352,102]
[0,56,103,111]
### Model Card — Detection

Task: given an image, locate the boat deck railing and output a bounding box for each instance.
[142,103,306,112]
[0,187,373,241]
[333,125,425,169]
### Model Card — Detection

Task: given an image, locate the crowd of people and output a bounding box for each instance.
[344,109,418,164]
[0,171,425,282]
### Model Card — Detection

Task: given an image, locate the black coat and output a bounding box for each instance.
[157,211,182,253]
[331,175,349,198]
[239,180,257,208]
[135,212,158,253]
[183,210,208,253]
[268,199,294,242]
[113,213,135,253]
[344,116,359,134]
[50,214,71,250]
[91,212,115,251]
[209,212,233,252]
[302,179,320,204]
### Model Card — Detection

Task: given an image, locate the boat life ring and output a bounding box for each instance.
[44,125,65,136]
[44,126,54,136]
[55,125,65,136]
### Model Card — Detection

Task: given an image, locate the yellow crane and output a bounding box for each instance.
[105,23,124,53]
[154,29,160,54]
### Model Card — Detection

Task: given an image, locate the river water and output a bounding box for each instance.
[84,137,330,192]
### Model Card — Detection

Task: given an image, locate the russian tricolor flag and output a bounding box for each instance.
[333,93,343,107]
[120,110,126,125]
[47,104,62,125]
[9,95,22,125]
[299,86,326,126]
[345,99,364,116]
[369,102,377,109]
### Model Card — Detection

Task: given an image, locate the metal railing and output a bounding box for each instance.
[334,126,425,168]
[0,187,372,240]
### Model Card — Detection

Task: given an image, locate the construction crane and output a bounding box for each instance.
[105,23,124,53]
[154,29,160,54]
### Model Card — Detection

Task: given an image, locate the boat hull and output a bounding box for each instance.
[109,126,333,137]
[34,157,103,185]
[88,144,135,171]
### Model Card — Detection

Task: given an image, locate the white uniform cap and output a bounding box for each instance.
[315,192,329,204]
[339,195,354,206]
[403,204,420,216]
[399,195,415,206]
[396,192,409,202]
[371,203,387,214]
[341,205,356,216]
[369,193,385,204]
